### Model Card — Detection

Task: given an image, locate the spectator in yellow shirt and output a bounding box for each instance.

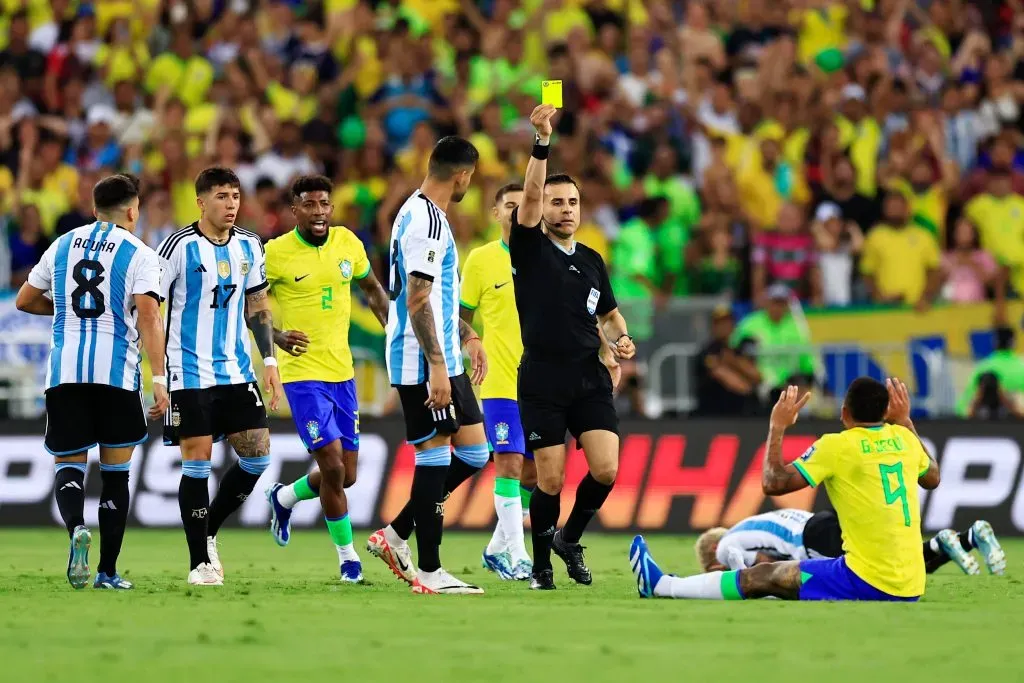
[737,124,811,230]
[964,170,1024,296]
[860,192,942,309]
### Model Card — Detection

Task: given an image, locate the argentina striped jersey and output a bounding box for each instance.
[157,224,268,391]
[715,508,814,569]
[385,191,464,385]
[28,221,162,391]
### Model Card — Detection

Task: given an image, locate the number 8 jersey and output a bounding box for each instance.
[157,224,268,392]
[28,221,162,391]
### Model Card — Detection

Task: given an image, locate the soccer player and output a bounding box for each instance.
[512,104,635,590]
[694,509,1006,576]
[262,175,391,583]
[157,167,284,586]
[630,377,941,602]
[460,183,536,580]
[366,136,491,595]
[16,173,168,590]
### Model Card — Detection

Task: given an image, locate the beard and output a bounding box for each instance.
[451,188,467,203]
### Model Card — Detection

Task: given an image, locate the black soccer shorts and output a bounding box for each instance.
[45,383,148,455]
[517,354,619,450]
[164,381,269,445]
[395,372,483,444]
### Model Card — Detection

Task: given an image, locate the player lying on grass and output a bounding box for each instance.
[695,508,1005,577]
[630,377,940,601]
[262,175,391,583]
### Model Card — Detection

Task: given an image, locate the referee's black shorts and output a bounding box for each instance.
[517,353,618,450]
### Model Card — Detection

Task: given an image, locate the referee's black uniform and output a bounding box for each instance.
[509,206,620,587]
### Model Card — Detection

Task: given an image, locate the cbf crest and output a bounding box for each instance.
[306,420,322,444]
[339,259,353,279]
[495,421,510,445]
[217,260,231,278]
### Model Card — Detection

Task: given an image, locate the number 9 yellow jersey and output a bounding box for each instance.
[265,227,371,384]
[793,423,932,597]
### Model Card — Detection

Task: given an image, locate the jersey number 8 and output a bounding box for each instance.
[71,259,106,319]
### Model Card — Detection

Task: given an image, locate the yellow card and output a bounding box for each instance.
[542,80,563,108]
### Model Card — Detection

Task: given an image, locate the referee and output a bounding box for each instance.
[510,104,635,590]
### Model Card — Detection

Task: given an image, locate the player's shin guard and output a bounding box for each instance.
[97,462,130,577]
[179,460,212,570]
[207,456,269,537]
[530,488,560,572]
[55,462,87,536]
[411,446,451,572]
[561,474,614,544]
[491,477,524,555]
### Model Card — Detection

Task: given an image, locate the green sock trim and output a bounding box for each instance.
[294,475,318,501]
[325,514,354,547]
[520,485,533,508]
[720,571,745,600]
[495,477,520,498]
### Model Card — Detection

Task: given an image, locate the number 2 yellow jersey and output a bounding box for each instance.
[460,239,522,400]
[265,227,371,384]
[792,423,932,597]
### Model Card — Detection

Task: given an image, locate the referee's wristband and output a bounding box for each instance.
[532,136,550,160]
[263,357,278,367]
[152,375,167,387]
[615,334,633,343]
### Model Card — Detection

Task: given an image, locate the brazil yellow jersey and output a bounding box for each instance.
[265,227,371,384]
[792,423,931,597]
[460,239,521,400]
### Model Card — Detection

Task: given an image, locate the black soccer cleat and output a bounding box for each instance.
[530,568,556,590]
[552,530,592,585]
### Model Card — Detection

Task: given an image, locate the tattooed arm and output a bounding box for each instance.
[357,269,390,328]
[245,288,282,410]
[407,273,451,406]
[761,424,810,495]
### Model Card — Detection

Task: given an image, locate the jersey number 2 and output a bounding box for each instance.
[71,259,106,319]
[879,463,911,527]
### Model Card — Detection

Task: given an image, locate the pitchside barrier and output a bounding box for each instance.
[1,419,1022,534]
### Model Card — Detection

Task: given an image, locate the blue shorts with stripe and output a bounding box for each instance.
[798,557,919,602]
[284,380,360,452]
[482,398,532,459]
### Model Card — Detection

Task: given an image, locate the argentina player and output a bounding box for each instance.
[16,174,168,590]
[157,167,284,586]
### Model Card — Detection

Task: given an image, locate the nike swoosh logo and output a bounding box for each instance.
[494,281,511,289]
[295,274,311,282]
[396,555,409,571]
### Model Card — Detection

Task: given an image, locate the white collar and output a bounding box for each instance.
[549,236,576,255]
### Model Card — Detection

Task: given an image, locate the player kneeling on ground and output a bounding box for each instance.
[631,377,940,602]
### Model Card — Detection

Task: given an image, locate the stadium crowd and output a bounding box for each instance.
[1,0,1023,416]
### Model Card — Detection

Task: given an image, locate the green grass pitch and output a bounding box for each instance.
[1,529,1022,683]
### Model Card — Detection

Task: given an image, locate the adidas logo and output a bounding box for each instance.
[60,481,82,491]
[99,500,117,510]
[528,432,541,441]
[193,264,207,273]
[569,265,580,273]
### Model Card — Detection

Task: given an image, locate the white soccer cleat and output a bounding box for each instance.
[207,536,224,579]
[366,528,416,585]
[188,563,224,586]
[972,520,1006,576]
[935,529,980,575]
[411,568,484,595]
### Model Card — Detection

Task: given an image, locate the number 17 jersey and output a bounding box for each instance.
[28,221,162,391]
[157,224,268,392]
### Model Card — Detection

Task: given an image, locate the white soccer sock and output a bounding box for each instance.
[384,524,407,548]
[336,543,359,563]
[277,483,300,508]
[495,493,528,562]
[653,571,727,599]
[486,519,506,556]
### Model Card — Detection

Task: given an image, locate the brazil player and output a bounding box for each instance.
[262,175,391,583]
[630,377,940,601]
[460,183,536,580]
[158,167,284,586]
[367,136,492,595]
[16,174,168,590]
[695,509,1006,576]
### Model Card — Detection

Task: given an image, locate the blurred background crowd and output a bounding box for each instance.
[2,0,1024,420]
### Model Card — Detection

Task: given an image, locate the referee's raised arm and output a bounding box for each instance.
[516,104,558,229]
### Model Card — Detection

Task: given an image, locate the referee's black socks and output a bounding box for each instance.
[530,488,561,572]
[54,462,86,536]
[179,461,212,570]
[97,463,130,577]
[561,474,614,544]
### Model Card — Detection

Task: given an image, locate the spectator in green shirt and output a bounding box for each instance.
[644,145,701,296]
[611,197,668,341]
[730,284,819,399]
[956,327,1024,418]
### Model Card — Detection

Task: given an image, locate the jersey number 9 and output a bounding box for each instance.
[879,463,911,527]
[71,259,106,319]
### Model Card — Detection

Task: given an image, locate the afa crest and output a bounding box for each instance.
[340,259,353,279]
[217,260,231,278]
[494,422,510,445]
[306,420,322,444]
[240,260,251,275]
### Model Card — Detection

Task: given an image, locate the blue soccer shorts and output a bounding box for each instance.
[482,398,532,459]
[284,379,359,452]
[798,557,919,602]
